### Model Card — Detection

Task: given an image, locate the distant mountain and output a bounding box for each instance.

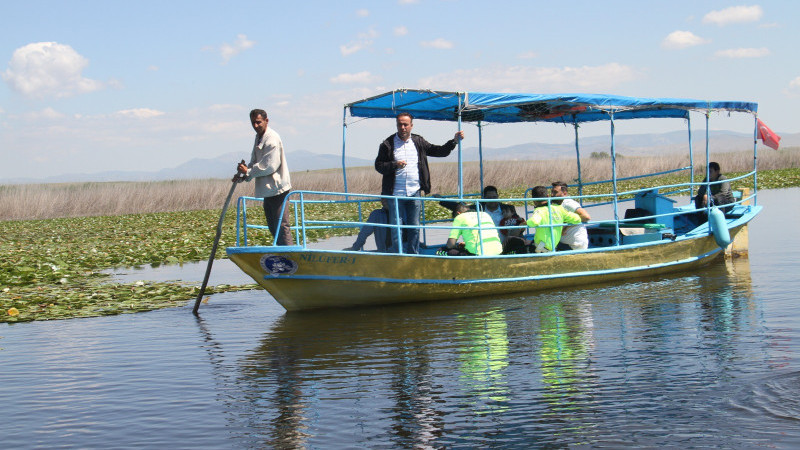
[6,130,797,184]
[6,150,374,184]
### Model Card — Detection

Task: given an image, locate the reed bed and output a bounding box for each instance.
[2,147,798,221]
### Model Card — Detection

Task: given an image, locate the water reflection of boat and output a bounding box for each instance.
[239,302,515,448]
[213,261,764,447]
[226,90,764,311]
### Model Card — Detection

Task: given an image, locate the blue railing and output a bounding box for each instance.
[233,169,756,252]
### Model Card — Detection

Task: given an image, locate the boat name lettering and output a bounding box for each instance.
[300,254,357,264]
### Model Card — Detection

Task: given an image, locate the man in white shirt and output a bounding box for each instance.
[480,185,504,227]
[375,113,464,254]
[550,181,591,250]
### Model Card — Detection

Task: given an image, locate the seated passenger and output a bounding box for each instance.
[441,202,503,256]
[526,186,582,253]
[498,204,529,254]
[695,162,735,213]
[550,181,590,250]
[435,185,508,226]
[479,185,505,226]
[343,198,391,252]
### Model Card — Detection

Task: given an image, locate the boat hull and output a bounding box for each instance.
[226,224,745,311]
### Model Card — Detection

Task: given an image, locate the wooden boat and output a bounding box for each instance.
[226,90,764,311]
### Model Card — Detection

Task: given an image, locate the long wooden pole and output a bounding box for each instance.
[193,162,245,315]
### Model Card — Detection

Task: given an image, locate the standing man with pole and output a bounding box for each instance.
[237,109,294,246]
[375,112,464,254]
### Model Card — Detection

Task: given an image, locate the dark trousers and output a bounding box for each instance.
[263,190,294,246]
[438,245,474,256]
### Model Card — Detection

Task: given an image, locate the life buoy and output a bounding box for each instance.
[709,206,731,248]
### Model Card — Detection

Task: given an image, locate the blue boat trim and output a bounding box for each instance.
[261,247,723,285]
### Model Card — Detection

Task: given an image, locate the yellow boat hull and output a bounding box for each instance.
[226,225,744,311]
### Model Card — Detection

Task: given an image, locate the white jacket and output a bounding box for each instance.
[246,127,291,198]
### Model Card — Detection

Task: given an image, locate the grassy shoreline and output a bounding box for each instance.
[4,147,798,221]
[2,167,799,323]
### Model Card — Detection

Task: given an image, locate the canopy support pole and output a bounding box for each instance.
[704,112,711,219]
[752,115,759,205]
[457,93,464,198]
[341,106,349,195]
[610,112,620,246]
[687,114,694,205]
[572,116,583,203]
[478,121,484,195]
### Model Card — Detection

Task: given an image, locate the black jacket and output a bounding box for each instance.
[374,133,456,196]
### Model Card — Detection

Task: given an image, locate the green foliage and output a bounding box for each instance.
[590,151,625,159]
[2,168,799,322]
[0,206,321,322]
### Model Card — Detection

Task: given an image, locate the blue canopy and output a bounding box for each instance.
[346,89,758,124]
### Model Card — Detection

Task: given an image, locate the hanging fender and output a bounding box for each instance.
[709,207,731,248]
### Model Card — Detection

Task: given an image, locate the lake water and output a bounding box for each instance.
[2,188,799,448]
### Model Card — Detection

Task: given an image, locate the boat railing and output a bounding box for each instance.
[522,168,757,213]
[233,169,757,251]
[235,192,462,250]
[235,191,545,251]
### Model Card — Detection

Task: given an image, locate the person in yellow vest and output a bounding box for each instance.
[442,202,503,256]
[526,186,582,253]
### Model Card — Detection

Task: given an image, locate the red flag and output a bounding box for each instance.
[757,119,781,150]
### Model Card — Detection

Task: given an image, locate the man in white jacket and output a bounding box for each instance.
[550,181,590,250]
[236,109,294,245]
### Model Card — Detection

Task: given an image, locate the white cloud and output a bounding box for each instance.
[518,51,538,59]
[715,47,770,58]
[417,63,638,92]
[207,104,245,112]
[340,28,379,56]
[789,77,800,89]
[330,71,381,84]
[340,43,367,56]
[24,107,65,120]
[2,42,105,99]
[217,34,255,64]
[399,0,419,4]
[205,121,241,133]
[356,9,369,17]
[703,5,763,26]
[0,103,260,179]
[661,31,710,49]
[420,38,454,49]
[115,108,165,119]
[148,65,159,71]
[394,26,408,36]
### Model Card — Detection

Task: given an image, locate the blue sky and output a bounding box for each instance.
[1,1,798,180]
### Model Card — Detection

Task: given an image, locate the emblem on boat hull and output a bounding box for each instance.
[260,254,298,277]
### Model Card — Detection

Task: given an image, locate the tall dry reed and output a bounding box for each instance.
[2,147,797,221]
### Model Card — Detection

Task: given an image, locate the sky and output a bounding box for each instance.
[1,0,798,181]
